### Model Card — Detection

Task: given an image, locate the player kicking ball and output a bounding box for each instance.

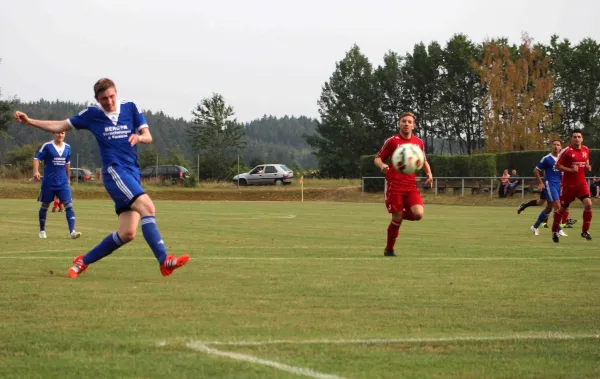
[374,112,433,257]
[33,131,81,240]
[552,129,593,243]
[14,78,189,277]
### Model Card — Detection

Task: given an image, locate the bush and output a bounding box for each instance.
[183,175,197,188]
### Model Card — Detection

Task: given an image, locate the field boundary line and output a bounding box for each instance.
[194,332,600,347]
[185,341,344,379]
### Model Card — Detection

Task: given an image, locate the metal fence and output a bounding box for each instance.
[362,176,596,199]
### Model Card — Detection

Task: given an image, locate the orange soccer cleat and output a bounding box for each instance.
[68,255,89,278]
[160,254,190,277]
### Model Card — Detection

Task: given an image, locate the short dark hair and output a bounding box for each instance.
[94,78,116,98]
[399,112,416,122]
[571,128,583,136]
[551,138,562,144]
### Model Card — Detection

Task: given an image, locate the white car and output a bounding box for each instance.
[233,164,294,186]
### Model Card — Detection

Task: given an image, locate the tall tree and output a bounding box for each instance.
[307,45,386,178]
[400,42,443,153]
[476,35,556,152]
[435,34,485,154]
[188,93,246,180]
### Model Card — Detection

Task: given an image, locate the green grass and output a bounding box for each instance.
[0,199,599,378]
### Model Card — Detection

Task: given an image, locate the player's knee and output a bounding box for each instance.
[63,202,73,209]
[412,212,424,221]
[119,230,136,243]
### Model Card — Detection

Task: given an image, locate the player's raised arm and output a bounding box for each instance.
[128,127,153,146]
[14,111,72,134]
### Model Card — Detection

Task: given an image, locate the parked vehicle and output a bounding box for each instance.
[70,168,95,182]
[233,164,294,186]
[140,165,191,183]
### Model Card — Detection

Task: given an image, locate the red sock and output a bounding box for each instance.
[53,200,59,210]
[582,209,592,233]
[552,210,563,232]
[386,221,401,251]
[561,210,569,224]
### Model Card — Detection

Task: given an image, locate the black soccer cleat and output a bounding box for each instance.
[517,203,526,214]
[566,219,577,226]
[384,249,396,257]
[543,223,549,228]
[552,232,559,243]
[581,232,592,241]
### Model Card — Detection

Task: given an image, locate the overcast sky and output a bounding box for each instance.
[1,0,598,122]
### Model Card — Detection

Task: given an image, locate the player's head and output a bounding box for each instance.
[551,139,562,154]
[571,129,583,147]
[511,169,517,175]
[398,112,416,137]
[94,78,117,113]
[53,131,66,143]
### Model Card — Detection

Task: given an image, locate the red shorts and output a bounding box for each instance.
[560,183,591,207]
[385,190,424,214]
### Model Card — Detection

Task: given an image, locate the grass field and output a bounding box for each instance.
[0,199,599,378]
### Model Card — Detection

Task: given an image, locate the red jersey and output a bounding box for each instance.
[555,144,590,186]
[376,133,426,192]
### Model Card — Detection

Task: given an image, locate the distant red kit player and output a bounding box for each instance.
[552,128,593,242]
[374,112,433,256]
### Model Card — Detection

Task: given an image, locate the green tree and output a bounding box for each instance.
[401,42,443,153]
[162,145,191,168]
[137,145,158,170]
[307,45,386,178]
[188,93,246,180]
[435,34,485,154]
[6,144,39,170]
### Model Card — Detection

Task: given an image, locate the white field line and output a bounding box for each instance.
[185,341,344,379]
[195,332,600,347]
[0,256,599,261]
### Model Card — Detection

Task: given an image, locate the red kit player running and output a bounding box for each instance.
[374,112,433,257]
[552,129,593,243]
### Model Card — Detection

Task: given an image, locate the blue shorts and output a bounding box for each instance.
[38,185,72,204]
[540,181,560,203]
[103,165,145,215]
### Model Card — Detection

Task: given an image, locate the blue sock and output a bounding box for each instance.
[83,232,124,265]
[39,205,48,232]
[534,210,550,229]
[64,202,76,233]
[141,216,167,264]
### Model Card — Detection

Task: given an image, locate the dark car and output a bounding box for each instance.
[140,165,191,183]
[70,168,95,183]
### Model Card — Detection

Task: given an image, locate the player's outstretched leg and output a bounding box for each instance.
[63,202,81,239]
[140,215,190,276]
[518,200,538,214]
[39,204,48,238]
[68,232,126,278]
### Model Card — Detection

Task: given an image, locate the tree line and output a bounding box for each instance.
[309,34,600,178]
[0,98,318,178]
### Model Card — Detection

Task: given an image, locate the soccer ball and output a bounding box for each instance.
[391,144,425,174]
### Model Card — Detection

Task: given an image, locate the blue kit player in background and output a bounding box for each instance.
[14,78,190,278]
[527,140,570,236]
[33,131,81,240]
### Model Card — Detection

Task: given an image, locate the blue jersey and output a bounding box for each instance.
[536,153,562,185]
[35,141,71,188]
[67,100,148,171]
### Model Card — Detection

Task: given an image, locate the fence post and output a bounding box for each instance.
[361,178,364,194]
[461,178,465,197]
[434,178,438,195]
[490,177,493,199]
[521,178,525,199]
